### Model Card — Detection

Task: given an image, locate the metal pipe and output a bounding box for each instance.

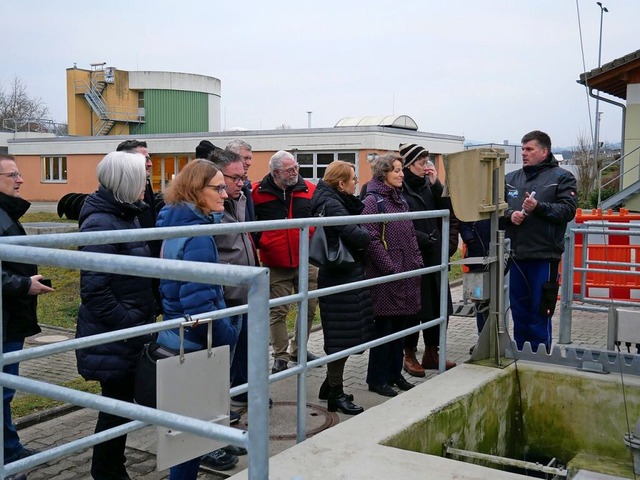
[439,211,450,372]
[296,225,310,441]
[445,445,567,477]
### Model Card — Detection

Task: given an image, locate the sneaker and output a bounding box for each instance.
[271,358,288,374]
[5,447,38,464]
[290,351,319,363]
[230,410,241,425]
[200,448,239,471]
[223,444,247,456]
[231,393,248,407]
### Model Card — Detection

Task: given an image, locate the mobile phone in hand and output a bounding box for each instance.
[40,279,52,288]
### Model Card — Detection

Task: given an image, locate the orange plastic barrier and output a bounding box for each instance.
[572,208,640,303]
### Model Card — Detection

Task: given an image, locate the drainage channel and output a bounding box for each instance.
[444,445,567,478]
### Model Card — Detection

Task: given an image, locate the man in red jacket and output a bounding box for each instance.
[252,151,318,373]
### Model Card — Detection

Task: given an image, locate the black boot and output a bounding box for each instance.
[318,377,354,401]
[327,385,364,415]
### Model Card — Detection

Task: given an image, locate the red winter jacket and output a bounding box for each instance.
[252,174,315,268]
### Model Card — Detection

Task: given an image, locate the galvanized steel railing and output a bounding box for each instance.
[0,210,450,479]
[558,220,640,344]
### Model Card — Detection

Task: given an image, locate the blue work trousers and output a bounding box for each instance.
[509,259,558,352]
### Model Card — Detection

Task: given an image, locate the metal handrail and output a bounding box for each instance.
[597,144,640,205]
[0,209,450,479]
[558,220,640,344]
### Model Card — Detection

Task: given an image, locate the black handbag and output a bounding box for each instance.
[309,222,355,268]
[133,342,179,408]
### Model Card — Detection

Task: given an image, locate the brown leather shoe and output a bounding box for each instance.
[403,348,425,377]
[421,346,456,370]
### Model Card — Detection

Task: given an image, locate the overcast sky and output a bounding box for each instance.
[2,0,637,148]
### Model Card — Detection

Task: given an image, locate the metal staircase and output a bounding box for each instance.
[74,67,144,136]
[598,144,640,210]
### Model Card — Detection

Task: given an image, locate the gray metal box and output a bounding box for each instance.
[463,271,491,301]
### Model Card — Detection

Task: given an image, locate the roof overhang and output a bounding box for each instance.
[577,49,640,100]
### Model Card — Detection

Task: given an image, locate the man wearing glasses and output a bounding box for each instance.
[226,139,255,223]
[115,140,158,253]
[0,155,53,480]
[252,151,319,374]
[208,148,260,402]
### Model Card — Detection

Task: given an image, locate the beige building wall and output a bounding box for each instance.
[624,82,640,211]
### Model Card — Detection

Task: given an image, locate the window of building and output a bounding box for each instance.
[295,151,357,183]
[41,156,67,182]
[137,91,145,109]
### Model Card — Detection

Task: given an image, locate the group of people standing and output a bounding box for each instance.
[311,146,459,414]
[0,128,576,480]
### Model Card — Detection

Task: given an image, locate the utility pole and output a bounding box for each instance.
[593,1,608,181]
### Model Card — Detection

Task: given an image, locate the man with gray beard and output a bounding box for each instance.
[251,151,318,374]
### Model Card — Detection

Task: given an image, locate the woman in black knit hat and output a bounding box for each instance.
[398,143,458,375]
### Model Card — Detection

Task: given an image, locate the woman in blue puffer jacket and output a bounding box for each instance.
[155,159,238,480]
[76,151,156,480]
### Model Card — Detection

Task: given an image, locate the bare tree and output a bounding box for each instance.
[0,77,50,132]
[572,131,596,206]
[275,123,292,130]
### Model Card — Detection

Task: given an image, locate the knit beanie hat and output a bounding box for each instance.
[195,140,218,159]
[399,143,429,168]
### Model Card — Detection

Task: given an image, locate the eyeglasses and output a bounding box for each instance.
[281,164,300,175]
[0,172,22,180]
[223,173,248,184]
[205,183,228,194]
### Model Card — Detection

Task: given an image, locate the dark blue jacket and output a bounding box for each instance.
[460,219,491,271]
[0,193,40,341]
[504,155,577,261]
[155,203,237,351]
[76,187,156,382]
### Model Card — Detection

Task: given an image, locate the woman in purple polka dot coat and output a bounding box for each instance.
[361,153,423,397]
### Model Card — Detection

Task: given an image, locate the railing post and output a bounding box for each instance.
[246,267,271,480]
[558,221,575,344]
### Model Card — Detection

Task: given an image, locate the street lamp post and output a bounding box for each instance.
[593,1,608,179]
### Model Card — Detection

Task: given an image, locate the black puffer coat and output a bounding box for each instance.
[75,187,155,383]
[310,180,375,354]
[0,193,40,341]
[402,170,454,321]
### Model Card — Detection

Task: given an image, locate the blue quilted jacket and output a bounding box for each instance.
[155,203,237,351]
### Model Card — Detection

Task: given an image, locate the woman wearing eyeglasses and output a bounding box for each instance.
[155,159,239,480]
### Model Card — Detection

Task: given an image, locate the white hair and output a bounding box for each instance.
[269,150,295,174]
[97,151,146,203]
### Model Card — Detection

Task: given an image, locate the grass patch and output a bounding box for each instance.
[37,262,80,330]
[22,212,75,223]
[449,249,463,283]
[13,377,100,419]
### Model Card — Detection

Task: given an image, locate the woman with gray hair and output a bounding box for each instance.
[361,153,423,397]
[76,151,156,480]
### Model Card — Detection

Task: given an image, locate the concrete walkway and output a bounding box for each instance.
[8,282,613,480]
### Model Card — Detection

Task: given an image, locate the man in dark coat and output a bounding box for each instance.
[504,130,577,352]
[0,155,53,474]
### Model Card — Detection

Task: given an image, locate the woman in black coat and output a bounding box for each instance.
[76,151,156,480]
[310,161,374,415]
[398,144,458,376]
